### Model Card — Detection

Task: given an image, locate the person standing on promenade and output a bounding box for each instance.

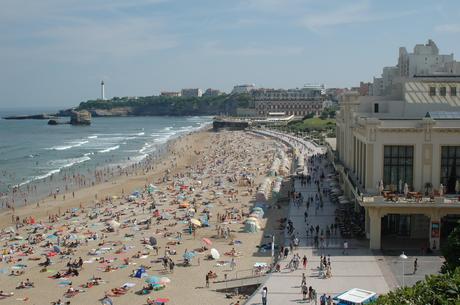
[261,286,268,305]
[302,255,308,269]
[413,258,418,274]
[311,288,318,305]
[342,241,348,255]
[320,293,327,305]
[302,283,308,300]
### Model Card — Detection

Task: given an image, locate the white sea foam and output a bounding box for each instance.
[33,155,91,181]
[47,140,89,151]
[98,145,120,153]
[87,135,98,139]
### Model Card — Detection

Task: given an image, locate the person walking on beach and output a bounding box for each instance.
[205,273,210,288]
[301,273,307,286]
[413,258,418,274]
[261,286,268,305]
[302,255,308,269]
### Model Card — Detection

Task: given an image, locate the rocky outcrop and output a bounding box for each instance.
[89,107,133,117]
[70,110,91,125]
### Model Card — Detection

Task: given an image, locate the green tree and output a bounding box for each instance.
[441,221,460,273]
[371,267,460,305]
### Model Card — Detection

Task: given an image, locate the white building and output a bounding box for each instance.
[160,91,181,97]
[253,86,326,117]
[372,40,460,96]
[335,76,460,251]
[232,84,256,94]
[181,88,203,97]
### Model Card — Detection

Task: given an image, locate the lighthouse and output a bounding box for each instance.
[101,80,105,100]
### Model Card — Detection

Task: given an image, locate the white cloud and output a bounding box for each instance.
[435,24,460,33]
[0,0,176,62]
[204,41,303,56]
[300,1,416,31]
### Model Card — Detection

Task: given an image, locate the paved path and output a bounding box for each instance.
[245,154,390,305]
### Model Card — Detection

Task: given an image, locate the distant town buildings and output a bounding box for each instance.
[203,88,223,97]
[232,84,256,94]
[358,82,372,96]
[181,88,203,97]
[253,85,326,117]
[334,39,460,252]
[160,91,181,97]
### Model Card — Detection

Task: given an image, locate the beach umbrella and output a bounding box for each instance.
[183,251,197,260]
[101,297,114,305]
[210,248,220,260]
[202,238,212,246]
[4,226,15,233]
[155,298,170,303]
[108,220,120,228]
[190,219,201,227]
[149,237,157,246]
[252,207,264,213]
[160,212,172,220]
[159,277,171,284]
[53,245,61,253]
[146,275,161,284]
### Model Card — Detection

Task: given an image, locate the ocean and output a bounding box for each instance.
[0,108,212,203]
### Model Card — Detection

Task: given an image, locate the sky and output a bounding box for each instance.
[1,0,460,108]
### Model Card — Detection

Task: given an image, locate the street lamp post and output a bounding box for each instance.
[400,252,408,287]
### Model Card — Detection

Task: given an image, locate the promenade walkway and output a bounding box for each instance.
[245,142,391,305]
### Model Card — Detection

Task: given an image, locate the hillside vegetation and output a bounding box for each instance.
[76,94,252,116]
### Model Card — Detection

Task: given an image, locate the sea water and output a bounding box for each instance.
[0,108,212,202]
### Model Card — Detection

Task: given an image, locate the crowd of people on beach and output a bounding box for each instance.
[0,131,287,305]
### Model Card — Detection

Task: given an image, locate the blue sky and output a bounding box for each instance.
[1,0,460,108]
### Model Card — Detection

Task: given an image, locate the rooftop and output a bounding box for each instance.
[425,111,460,120]
[334,288,377,303]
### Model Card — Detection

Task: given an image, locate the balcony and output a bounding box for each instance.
[361,194,460,208]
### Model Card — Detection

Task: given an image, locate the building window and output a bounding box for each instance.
[429,87,436,96]
[374,103,379,113]
[440,146,460,194]
[451,87,457,96]
[440,87,447,96]
[383,145,414,189]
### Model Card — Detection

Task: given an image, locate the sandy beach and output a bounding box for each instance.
[0,129,292,305]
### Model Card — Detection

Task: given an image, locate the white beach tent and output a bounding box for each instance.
[333,288,378,305]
